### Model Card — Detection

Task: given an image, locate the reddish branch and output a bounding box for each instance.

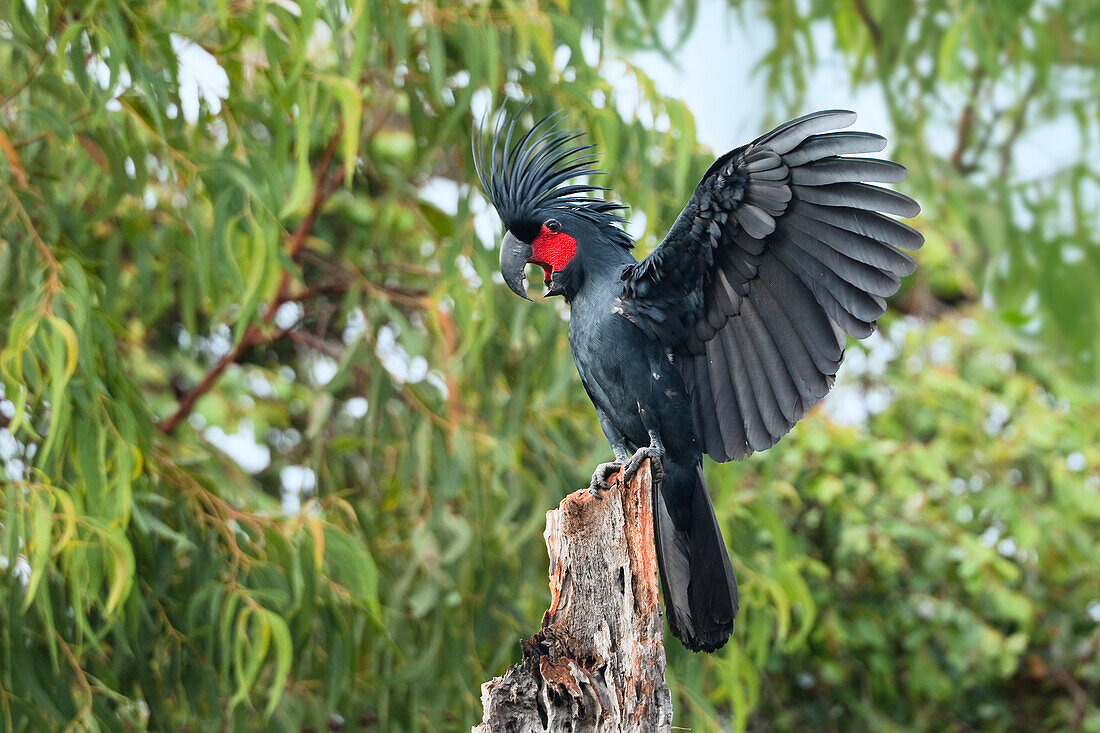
[157,127,346,435]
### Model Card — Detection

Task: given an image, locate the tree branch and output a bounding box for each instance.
[156,126,346,435]
[852,0,882,51]
[265,123,345,326]
[950,70,986,172]
[476,462,673,732]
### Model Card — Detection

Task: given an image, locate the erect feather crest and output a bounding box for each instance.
[473,106,631,248]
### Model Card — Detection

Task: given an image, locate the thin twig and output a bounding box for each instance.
[967,113,998,169]
[950,70,985,172]
[852,0,882,51]
[998,75,1041,178]
[151,448,265,577]
[287,329,343,360]
[0,55,43,107]
[7,188,61,313]
[300,251,431,308]
[54,632,94,733]
[289,278,353,303]
[13,109,93,148]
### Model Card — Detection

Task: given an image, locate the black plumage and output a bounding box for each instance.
[476,108,922,652]
[473,109,630,247]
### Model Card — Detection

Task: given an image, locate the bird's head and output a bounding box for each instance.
[474,109,631,300]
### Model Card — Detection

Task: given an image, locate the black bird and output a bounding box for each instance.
[475,109,921,652]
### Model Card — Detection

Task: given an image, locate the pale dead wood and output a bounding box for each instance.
[475,461,672,733]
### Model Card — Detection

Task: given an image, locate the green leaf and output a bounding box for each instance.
[262,609,294,718]
[327,75,362,185]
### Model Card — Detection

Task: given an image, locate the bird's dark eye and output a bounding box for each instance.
[545,219,561,233]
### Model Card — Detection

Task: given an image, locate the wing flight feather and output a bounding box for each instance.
[618,110,921,461]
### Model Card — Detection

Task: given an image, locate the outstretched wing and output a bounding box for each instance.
[618,110,922,462]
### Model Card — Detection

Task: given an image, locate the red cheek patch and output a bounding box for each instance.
[530,224,576,278]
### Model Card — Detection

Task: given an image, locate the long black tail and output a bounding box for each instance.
[652,463,738,652]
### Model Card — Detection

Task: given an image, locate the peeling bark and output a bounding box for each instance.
[475,462,672,732]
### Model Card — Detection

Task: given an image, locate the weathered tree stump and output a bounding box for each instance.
[475,462,672,732]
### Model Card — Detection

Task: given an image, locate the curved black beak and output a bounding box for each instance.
[499,230,533,300]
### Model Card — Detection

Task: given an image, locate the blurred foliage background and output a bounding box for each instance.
[1,0,1098,730]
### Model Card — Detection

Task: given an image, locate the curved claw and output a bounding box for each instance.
[621,445,665,484]
[588,461,622,499]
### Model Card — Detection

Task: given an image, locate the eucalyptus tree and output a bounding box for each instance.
[1,0,1097,731]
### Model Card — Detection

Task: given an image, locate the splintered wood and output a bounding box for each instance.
[475,462,672,732]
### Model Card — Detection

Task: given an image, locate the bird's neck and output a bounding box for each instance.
[563,243,636,305]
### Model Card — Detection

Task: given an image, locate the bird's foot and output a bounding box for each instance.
[621,444,665,484]
[588,461,622,499]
